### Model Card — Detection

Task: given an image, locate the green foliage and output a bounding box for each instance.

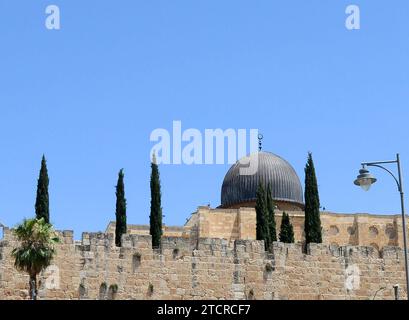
[11,218,60,300]
[109,284,118,293]
[255,183,270,251]
[12,218,60,274]
[279,212,295,243]
[150,155,163,248]
[304,152,322,244]
[115,169,127,247]
[266,184,277,243]
[35,155,50,223]
[99,283,108,300]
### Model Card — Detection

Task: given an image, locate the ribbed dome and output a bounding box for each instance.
[221,151,304,209]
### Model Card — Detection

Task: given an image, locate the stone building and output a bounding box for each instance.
[107,151,408,252]
[0,150,408,300]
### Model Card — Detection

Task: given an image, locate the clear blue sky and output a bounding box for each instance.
[1,1,408,238]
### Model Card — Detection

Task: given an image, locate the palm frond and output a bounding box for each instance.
[12,218,60,276]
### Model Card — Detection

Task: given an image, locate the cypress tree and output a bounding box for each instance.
[35,155,50,223]
[115,169,127,247]
[304,152,322,244]
[150,154,163,248]
[279,212,295,243]
[266,184,277,243]
[255,183,270,250]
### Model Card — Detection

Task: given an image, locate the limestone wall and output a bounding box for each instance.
[0,227,407,300]
[186,208,408,252]
[196,206,256,241]
[105,223,186,238]
[102,208,407,252]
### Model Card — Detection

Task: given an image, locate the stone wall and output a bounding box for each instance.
[196,206,256,241]
[185,207,408,251]
[105,223,186,238]
[102,208,408,251]
[0,226,407,300]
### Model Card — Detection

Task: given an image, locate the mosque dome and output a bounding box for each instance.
[221,151,304,211]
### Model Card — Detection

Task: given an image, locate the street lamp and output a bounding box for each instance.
[354,167,377,191]
[354,153,409,300]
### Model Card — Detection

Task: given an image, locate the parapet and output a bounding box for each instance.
[1,223,407,266]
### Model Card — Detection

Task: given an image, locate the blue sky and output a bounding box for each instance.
[0,1,408,238]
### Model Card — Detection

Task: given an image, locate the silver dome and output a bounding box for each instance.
[221,151,304,208]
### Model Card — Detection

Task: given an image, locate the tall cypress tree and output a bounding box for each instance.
[304,152,322,244]
[266,184,277,243]
[150,154,163,248]
[115,169,127,247]
[35,155,50,223]
[255,183,270,250]
[279,212,295,243]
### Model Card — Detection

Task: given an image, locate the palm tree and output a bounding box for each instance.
[11,218,60,300]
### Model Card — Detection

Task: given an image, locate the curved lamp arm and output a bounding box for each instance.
[359,154,408,301]
[365,164,401,192]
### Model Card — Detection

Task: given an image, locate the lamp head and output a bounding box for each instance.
[354,167,377,191]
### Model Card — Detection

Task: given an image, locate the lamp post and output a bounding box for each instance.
[354,153,409,300]
[393,284,400,300]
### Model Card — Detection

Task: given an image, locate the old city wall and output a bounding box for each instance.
[0,226,407,300]
[103,207,408,252]
[193,207,408,252]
